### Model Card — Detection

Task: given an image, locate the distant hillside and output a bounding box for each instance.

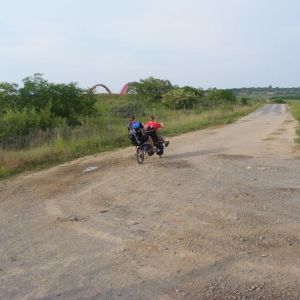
[230,87,300,99]
[205,87,300,100]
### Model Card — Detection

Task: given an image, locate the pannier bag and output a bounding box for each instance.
[156,141,164,155]
[128,121,144,146]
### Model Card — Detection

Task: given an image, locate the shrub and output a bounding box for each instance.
[205,89,237,102]
[272,98,286,104]
[1,73,97,126]
[241,97,249,105]
[1,107,40,137]
[127,77,173,104]
[0,105,60,150]
[162,89,198,108]
[111,101,144,117]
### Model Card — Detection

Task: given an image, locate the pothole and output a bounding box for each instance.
[217,154,253,160]
[83,166,98,172]
[231,120,243,124]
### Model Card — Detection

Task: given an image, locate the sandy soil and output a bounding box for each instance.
[1,104,300,300]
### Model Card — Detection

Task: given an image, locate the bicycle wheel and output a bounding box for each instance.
[136,147,144,164]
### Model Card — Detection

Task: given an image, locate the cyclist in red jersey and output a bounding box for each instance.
[128,115,156,152]
[144,115,169,147]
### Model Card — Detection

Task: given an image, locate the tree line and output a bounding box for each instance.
[0,73,97,139]
[126,77,238,108]
[0,74,241,147]
[227,86,300,99]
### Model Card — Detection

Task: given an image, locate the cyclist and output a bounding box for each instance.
[127,115,156,153]
[144,115,169,147]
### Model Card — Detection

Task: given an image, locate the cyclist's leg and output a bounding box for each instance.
[145,135,156,151]
[158,134,169,146]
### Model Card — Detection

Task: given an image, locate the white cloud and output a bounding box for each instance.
[1,0,300,89]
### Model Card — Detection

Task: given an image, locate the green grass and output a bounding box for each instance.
[288,101,300,145]
[94,94,133,112]
[0,101,264,180]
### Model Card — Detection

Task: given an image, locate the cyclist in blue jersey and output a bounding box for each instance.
[127,115,156,152]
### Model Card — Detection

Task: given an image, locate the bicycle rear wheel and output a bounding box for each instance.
[136,147,144,164]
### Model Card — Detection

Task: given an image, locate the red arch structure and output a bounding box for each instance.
[119,79,172,94]
[88,80,173,95]
[89,84,112,94]
[119,82,137,94]
[164,79,172,86]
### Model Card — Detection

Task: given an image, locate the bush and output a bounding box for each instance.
[205,89,237,102]
[1,107,40,137]
[0,105,59,150]
[111,101,144,117]
[126,77,173,104]
[162,89,198,108]
[0,73,97,126]
[241,97,249,105]
[272,98,286,104]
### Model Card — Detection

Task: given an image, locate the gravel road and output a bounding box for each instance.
[1,104,300,300]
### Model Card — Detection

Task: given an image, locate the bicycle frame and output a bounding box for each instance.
[135,141,164,164]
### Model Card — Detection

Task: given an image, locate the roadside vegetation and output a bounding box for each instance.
[0,75,274,179]
[288,101,300,145]
[230,86,300,100]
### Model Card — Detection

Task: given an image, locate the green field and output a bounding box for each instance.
[2,97,300,180]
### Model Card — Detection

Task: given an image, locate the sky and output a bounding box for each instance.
[1,0,300,93]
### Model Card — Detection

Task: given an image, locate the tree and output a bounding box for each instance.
[205,89,236,102]
[48,82,96,125]
[0,82,20,112]
[127,77,173,104]
[205,89,222,101]
[182,86,204,99]
[218,90,236,102]
[18,73,51,110]
[0,105,56,137]
[1,74,97,126]
[162,88,198,108]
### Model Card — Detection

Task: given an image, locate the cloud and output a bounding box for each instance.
[1,0,300,89]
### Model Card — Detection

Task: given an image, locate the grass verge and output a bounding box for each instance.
[0,102,264,180]
[288,101,300,145]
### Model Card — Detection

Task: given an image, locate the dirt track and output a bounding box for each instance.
[1,104,300,300]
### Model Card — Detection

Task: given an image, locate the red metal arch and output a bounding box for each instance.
[120,82,137,94]
[164,79,172,86]
[89,84,112,94]
[89,80,172,95]
[120,80,172,94]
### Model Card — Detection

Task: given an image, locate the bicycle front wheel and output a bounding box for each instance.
[136,147,145,164]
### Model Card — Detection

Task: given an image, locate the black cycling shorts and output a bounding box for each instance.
[142,134,150,143]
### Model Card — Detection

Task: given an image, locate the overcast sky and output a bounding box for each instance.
[1,0,300,92]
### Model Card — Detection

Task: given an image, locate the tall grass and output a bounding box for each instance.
[288,101,300,145]
[160,105,258,136]
[0,102,264,179]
